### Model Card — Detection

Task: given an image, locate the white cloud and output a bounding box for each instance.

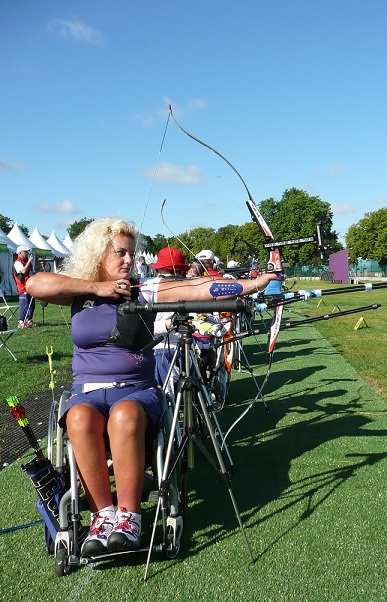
[55,218,74,229]
[37,200,80,214]
[320,164,348,177]
[331,202,357,215]
[187,98,208,111]
[48,18,102,44]
[142,162,201,185]
[0,160,23,172]
[135,96,208,128]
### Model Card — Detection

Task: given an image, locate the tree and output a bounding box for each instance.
[345,208,387,264]
[258,188,342,265]
[235,222,266,265]
[169,230,195,260]
[67,218,93,240]
[19,224,30,237]
[0,214,29,236]
[259,197,279,225]
[145,233,168,254]
[185,227,216,256]
[0,214,13,233]
[212,224,240,261]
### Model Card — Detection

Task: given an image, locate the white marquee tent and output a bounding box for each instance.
[7,223,35,250]
[29,228,64,258]
[0,228,17,295]
[47,232,70,256]
[63,233,73,251]
[2,224,69,296]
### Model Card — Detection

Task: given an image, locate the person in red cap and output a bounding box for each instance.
[150,246,189,276]
[148,247,189,391]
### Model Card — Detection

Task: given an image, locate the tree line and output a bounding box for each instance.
[2,188,386,265]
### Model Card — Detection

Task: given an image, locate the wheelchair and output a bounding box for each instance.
[45,388,184,577]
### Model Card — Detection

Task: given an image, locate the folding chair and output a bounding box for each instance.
[0,289,19,324]
[0,328,18,361]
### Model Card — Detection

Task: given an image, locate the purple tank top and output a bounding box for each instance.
[71,297,156,386]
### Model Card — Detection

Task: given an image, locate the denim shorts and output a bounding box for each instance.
[59,382,163,430]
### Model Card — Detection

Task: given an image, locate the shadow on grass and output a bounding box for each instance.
[27,352,72,363]
[143,337,386,577]
[178,399,387,563]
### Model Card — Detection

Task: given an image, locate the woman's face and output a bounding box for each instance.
[99,233,135,281]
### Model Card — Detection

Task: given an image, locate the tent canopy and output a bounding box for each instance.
[63,233,73,250]
[0,227,17,252]
[29,228,64,258]
[47,232,69,256]
[0,229,17,295]
[7,223,35,250]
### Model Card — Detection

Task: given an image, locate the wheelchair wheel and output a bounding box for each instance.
[47,397,59,463]
[210,364,230,411]
[55,543,70,577]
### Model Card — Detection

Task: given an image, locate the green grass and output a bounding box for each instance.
[1,311,386,601]
[284,280,387,399]
[0,303,73,404]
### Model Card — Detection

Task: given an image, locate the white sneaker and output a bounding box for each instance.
[81,511,114,557]
[107,507,141,552]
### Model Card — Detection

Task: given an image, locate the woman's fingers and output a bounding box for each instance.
[95,280,129,298]
[114,279,131,297]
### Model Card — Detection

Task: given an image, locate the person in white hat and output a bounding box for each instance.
[13,245,35,328]
[195,249,221,277]
[227,260,240,269]
[223,259,240,280]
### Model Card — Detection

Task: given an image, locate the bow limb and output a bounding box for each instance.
[133,110,172,260]
[168,106,287,444]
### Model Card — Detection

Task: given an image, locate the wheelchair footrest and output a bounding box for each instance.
[80,546,162,565]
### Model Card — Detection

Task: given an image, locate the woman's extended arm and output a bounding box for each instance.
[26,272,131,305]
[154,273,277,302]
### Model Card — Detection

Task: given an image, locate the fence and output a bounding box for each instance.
[284,265,330,279]
[284,263,387,282]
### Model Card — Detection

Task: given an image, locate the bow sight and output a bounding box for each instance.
[246,199,327,272]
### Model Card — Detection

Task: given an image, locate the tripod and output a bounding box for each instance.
[145,310,254,579]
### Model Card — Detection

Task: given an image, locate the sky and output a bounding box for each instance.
[1,0,387,246]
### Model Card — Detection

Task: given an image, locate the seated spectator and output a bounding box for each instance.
[187,260,205,278]
[195,249,221,277]
[136,256,148,283]
[148,247,189,394]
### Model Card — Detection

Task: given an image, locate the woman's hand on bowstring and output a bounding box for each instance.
[94,279,132,299]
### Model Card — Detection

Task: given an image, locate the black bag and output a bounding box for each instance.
[109,284,156,353]
[0,315,8,331]
[22,457,64,541]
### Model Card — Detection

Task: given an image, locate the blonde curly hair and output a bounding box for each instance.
[61,218,138,280]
